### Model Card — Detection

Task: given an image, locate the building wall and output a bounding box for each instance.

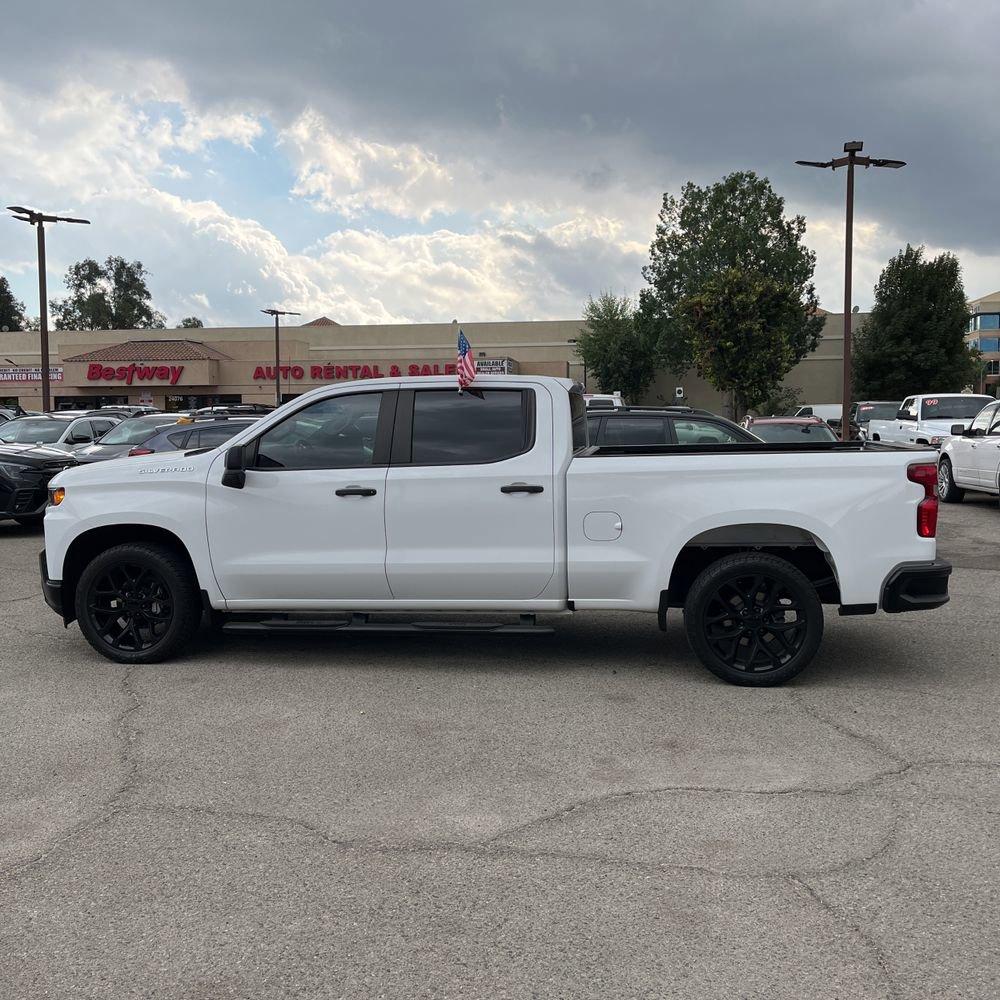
[0,314,853,412]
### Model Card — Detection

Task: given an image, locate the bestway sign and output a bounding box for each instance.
[86,364,184,385]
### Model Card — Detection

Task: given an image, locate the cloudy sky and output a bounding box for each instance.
[2,0,998,328]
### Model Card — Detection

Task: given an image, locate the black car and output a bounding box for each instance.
[587,406,759,446]
[128,417,261,456]
[0,444,76,525]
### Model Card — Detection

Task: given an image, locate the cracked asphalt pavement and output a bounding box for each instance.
[1,496,998,999]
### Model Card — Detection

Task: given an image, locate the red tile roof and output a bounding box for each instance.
[64,340,232,362]
[302,316,340,327]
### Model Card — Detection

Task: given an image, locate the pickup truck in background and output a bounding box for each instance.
[40,376,951,687]
[867,393,994,447]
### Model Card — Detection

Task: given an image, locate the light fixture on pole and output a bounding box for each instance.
[6,206,91,413]
[795,142,905,440]
[260,308,300,406]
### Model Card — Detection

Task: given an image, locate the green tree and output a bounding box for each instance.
[576,292,660,402]
[178,316,204,328]
[676,269,806,417]
[51,256,166,331]
[0,275,28,332]
[853,245,977,398]
[640,171,823,376]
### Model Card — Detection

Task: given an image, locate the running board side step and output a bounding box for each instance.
[222,613,553,635]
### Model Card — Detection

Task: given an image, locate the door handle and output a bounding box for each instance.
[335,486,377,497]
[501,483,544,494]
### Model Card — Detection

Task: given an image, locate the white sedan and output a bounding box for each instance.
[937,399,1000,502]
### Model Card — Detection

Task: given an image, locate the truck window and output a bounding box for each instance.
[570,388,589,451]
[603,417,669,445]
[409,389,531,465]
[921,396,993,421]
[899,398,918,420]
[673,419,746,444]
[255,393,382,470]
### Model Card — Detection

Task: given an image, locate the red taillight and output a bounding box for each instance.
[128,447,153,457]
[908,463,938,538]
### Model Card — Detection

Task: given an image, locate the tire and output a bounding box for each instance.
[683,553,824,687]
[13,515,44,527]
[937,457,964,503]
[75,542,202,664]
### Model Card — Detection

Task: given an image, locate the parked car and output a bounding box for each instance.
[98,404,161,416]
[0,414,120,451]
[70,414,183,464]
[0,444,76,525]
[742,416,839,443]
[41,375,950,687]
[793,404,844,422]
[584,392,626,410]
[852,401,902,436]
[195,404,274,416]
[127,417,261,456]
[590,407,758,446]
[867,394,994,447]
[937,398,1000,503]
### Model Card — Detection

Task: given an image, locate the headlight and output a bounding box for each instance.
[48,487,65,506]
[930,436,943,446]
[0,462,25,480]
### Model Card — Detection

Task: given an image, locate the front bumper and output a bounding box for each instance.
[0,483,49,518]
[881,559,952,613]
[39,550,64,617]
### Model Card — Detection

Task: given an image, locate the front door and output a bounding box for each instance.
[384,386,556,601]
[972,403,1000,488]
[206,390,393,604]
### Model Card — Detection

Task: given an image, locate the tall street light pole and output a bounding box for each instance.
[260,308,300,407]
[795,141,905,440]
[6,206,90,413]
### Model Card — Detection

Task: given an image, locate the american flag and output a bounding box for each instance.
[457,328,476,391]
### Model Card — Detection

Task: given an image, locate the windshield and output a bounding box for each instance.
[98,418,176,445]
[920,396,993,421]
[752,422,838,443]
[0,418,67,443]
[856,402,900,422]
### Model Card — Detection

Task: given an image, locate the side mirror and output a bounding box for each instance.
[221,445,246,489]
[952,424,967,436]
[896,409,907,420]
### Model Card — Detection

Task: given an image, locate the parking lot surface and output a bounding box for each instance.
[1,497,998,999]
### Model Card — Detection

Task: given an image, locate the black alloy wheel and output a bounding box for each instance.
[87,562,174,652]
[684,553,823,686]
[75,542,202,663]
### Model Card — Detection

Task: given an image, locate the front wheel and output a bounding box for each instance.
[937,457,964,503]
[683,553,824,686]
[75,542,202,663]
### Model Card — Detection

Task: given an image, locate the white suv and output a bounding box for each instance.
[937,399,1000,502]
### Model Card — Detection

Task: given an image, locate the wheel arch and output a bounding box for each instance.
[662,522,842,612]
[60,524,203,626]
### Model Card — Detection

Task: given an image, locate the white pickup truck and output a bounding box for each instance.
[867,393,994,447]
[40,375,951,686]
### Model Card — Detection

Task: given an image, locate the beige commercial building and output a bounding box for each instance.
[967,290,1000,393]
[0,313,855,413]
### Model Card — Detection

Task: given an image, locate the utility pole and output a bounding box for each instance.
[260,308,300,407]
[795,142,905,440]
[6,206,90,412]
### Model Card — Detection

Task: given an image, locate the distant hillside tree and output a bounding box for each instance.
[576,292,660,402]
[179,316,204,328]
[0,276,28,332]
[51,256,166,330]
[641,171,824,377]
[853,245,977,398]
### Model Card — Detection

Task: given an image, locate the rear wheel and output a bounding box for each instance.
[75,543,202,663]
[937,457,964,503]
[683,553,823,686]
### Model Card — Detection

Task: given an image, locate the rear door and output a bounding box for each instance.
[384,386,555,600]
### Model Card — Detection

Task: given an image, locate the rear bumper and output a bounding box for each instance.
[881,559,952,613]
[39,550,64,618]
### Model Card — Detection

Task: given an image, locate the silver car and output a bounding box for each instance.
[0,414,120,452]
[70,413,181,463]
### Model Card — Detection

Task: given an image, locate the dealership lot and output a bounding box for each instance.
[1,498,998,999]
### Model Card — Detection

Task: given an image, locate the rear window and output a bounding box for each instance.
[410,390,531,464]
[673,419,747,444]
[602,417,669,445]
[857,403,900,421]
[98,418,175,445]
[752,422,838,443]
[920,396,993,420]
